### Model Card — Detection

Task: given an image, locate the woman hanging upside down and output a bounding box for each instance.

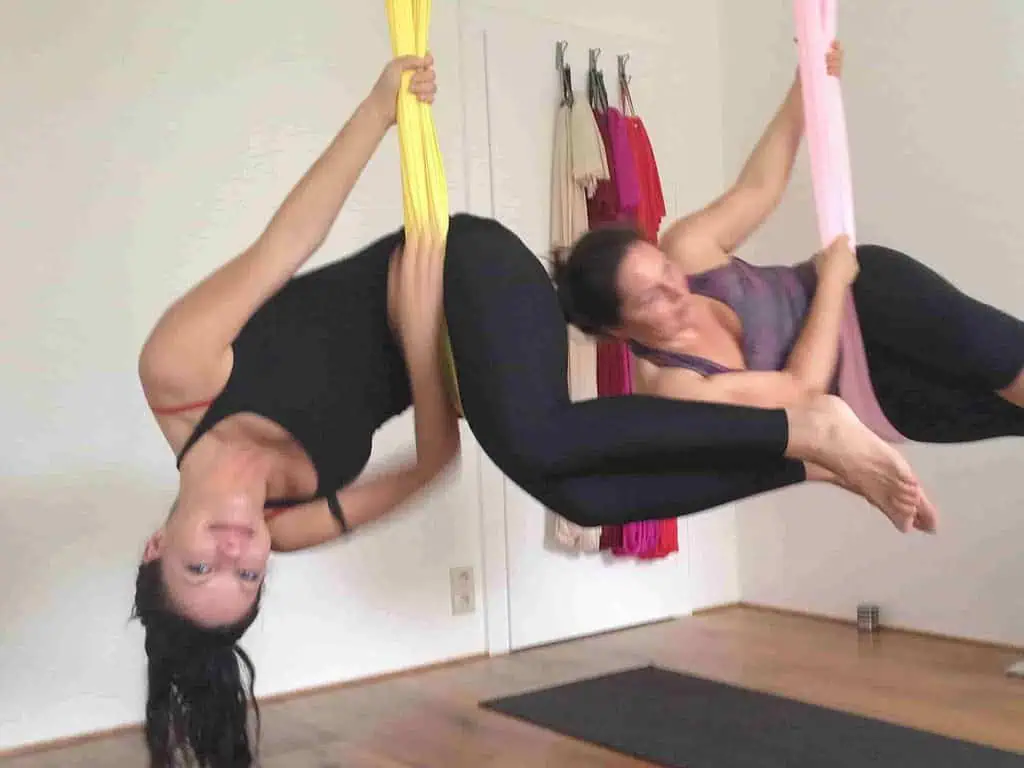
[553,39,1024,534]
[136,49,933,768]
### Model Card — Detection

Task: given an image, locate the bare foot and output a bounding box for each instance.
[806,461,940,534]
[801,396,923,532]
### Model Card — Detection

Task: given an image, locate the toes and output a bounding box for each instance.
[913,493,940,533]
[889,494,918,532]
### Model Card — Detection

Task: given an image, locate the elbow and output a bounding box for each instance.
[138,341,170,390]
[425,432,463,482]
[442,431,462,472]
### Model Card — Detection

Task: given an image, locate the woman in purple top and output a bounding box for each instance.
[554,41,1024,534]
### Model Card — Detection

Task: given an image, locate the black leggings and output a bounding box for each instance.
[853,245,1024,443]
[444,215,804,526]
[443,217,1024,527]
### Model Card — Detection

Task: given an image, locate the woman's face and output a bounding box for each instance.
[144,452,272,628]
[614,241,695,343]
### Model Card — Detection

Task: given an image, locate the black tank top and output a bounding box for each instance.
[176,229,412,505]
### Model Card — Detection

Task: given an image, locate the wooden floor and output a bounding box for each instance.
[5,606,1023,767]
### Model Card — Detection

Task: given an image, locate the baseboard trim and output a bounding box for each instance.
[690,601,743,617]
[0,651,487,760]
[0,722,142,761]
[507,616,682,654]
[725,602,1024,654]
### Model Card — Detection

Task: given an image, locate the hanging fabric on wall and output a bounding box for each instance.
[583,60,636,557]
[565,99,610,406]
[550,52,610,554]
[624,119,666,242]
[599,58,678,560]
[587,76,636,407]
[550,104,590,252]
[619,62,677,560]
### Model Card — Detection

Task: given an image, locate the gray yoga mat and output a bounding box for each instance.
[481,666,1023,767]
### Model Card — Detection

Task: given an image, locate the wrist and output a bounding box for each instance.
[358,95,393,134]
[403,339,442,372]
[816,267,850,291]
[823,273,853,291]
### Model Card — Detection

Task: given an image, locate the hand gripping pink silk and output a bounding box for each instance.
[794,0,904,442]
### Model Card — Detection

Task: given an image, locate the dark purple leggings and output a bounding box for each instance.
[854,245,1024,443]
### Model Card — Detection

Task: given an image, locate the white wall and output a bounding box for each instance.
[0,0,737,752]
[0,0,487,751]
[720,1,1024,646]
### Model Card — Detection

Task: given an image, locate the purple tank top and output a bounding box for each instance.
[631,258,831,384]
[688,258,821,374]
[629,257,906,442]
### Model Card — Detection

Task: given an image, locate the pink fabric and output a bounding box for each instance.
[615,520,658,557]
[594,119,636,399]
[607,108,641,215]
[794,0,905,443]
[590,109,678,559]
[607,116,676,559]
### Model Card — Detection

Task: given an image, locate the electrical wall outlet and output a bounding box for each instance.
[449,566,475,616]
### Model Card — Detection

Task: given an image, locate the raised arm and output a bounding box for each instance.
[270,230,460,552]
[140,56,437,408]
[663,42,843,264]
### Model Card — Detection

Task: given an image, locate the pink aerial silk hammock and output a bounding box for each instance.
[794,0,904,442]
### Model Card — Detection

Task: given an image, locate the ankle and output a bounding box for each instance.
[783,400,832,462]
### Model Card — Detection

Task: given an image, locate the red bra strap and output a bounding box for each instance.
[150,399,214,416]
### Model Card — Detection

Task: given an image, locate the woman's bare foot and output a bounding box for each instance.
[788,396,924,532]
[807,461,939,533]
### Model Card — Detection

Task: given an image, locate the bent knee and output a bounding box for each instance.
[539,482,611,528]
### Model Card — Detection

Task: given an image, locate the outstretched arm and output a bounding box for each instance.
[663,42,843,263]
[140,56,437,408]
[700,73,806,251]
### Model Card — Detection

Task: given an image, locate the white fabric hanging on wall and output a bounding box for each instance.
[549,96,609,553]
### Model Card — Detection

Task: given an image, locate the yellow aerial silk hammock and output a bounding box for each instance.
[384,0,463,414]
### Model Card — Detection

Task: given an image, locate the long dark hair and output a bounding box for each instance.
[552,224,644,335]
[132,560,262,767]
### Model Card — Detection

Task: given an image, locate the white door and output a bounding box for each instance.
[460,6,729,652]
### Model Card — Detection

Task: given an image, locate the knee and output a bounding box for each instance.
[853,244,889,274]
[542,483,610,528]
[472,413,558,482]
[446,215,523,266]
[447,214,506,252]
[495,423,556,479]
[558,506,606,529]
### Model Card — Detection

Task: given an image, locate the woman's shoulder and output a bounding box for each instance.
[660,217,731,275]
[141,349,234,455]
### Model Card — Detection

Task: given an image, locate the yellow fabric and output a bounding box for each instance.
[385,0,462,414]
